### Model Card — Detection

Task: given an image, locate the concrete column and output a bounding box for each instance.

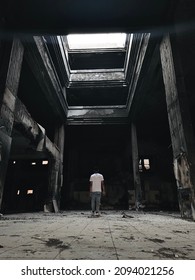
[131,122,142,210]
[54,124,65,160]
[0,39,24,211]
[54,124,65,206]
[45,157,60,212]
[160,34,195,220]
[45,124,65,212]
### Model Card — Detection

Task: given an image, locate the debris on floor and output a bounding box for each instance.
[0,211,194,260]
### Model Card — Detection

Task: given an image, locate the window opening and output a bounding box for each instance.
[27,189,33,195]
[144,159,150,170]
[139,158,150,172]
[139,159,143,172]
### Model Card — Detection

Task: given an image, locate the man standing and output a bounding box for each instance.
[89,168,105,217]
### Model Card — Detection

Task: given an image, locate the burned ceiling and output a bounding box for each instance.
[1,0,176,127]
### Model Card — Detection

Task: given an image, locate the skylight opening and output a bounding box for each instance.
[67,33,127,50]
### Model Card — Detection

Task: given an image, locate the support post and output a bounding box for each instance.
[54,124,65,208]
[160,34,195,220]
[45,157,60,213]
[45,124,65,212]
[131,122,142,210]
[0,39,24,211]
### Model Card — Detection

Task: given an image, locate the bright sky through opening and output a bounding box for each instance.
[67,33,126,49]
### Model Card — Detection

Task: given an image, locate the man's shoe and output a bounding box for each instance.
[88,212,95,218]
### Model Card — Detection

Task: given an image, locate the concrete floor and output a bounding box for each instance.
[0,211,194,260]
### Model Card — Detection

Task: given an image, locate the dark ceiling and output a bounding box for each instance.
[2,0,186,154]
[7,0,174,129]
[1,0,174,35]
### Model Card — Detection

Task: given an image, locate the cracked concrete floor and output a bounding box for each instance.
[0,211,195,260]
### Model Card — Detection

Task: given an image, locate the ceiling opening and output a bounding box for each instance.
[67,33,127,50]
[57,33,132,107]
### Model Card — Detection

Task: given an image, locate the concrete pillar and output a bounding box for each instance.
[131,122,142,210]
[54,124,65,207]
[45,124,65,212]
[160,34,195,220]
[45,157,60,212]
[0,39,24,211]
[54,124,65,161]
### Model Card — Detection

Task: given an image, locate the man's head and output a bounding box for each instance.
[94,166,99,173]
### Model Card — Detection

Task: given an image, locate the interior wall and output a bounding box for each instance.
[61,124,178,211]
[61,124,131,210]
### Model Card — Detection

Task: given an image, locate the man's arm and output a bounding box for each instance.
[89,181,92,193]
[101,181,106,195]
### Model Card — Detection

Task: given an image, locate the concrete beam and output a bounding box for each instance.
[70,71,125,82]
[14,98,60,159]
[24,36,68,120]
[14,98,63,212]
[67,107,129,125]
[126,33,151,114]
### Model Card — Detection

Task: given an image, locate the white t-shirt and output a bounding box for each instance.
[90,173,104,192]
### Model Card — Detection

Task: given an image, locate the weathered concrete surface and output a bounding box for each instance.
[70,71,125,82]
[160,34,195,220]
[0,211,194,260]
